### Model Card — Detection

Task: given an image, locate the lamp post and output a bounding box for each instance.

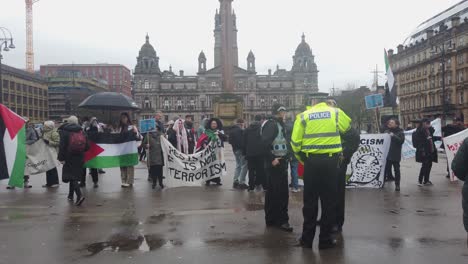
[0,27,16,104]
[432,41,455,126]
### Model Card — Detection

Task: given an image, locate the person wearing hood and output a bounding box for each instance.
[384,119,405,191]
[143,126,165,189]
[42,120,60,188]
[197,118,227,186]
[58,116,88,206]
[6,117,38,189]
[244,114,267,191]
[261,104,293,233]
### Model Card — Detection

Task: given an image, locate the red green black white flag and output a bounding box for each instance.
[0,104,26,188]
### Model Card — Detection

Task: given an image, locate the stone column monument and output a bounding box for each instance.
[214,0,243,126]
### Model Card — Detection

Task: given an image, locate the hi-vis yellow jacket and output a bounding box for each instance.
[291,102,351,159]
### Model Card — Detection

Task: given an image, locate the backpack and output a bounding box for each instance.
[68,130,87,154]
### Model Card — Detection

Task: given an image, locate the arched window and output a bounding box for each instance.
[144,80,149,89]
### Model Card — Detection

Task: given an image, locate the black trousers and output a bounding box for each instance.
[247,156,265,189]
[264,159,289,226]
[81,169,99,184]
[68,180,82,199]
[46,168,59,186]
[336,161,347,229]
[418,160,433,184]
[385,160,401,186]
[149,165,164,187]
[301,154,339,245]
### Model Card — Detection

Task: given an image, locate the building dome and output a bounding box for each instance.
[295,33,313,57]
[139,34,157,58]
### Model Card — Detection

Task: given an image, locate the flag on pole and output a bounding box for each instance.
[384,49,395,92]
[0,104,26,187]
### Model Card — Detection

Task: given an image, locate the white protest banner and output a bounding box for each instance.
[161,136,226,187]
[402,118,442,159]
[443,129,468,181]
[348,134,391,188]
[25,139,60,175]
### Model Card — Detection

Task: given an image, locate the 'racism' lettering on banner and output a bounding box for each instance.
[348,134,391,189]
[161,136,227,187]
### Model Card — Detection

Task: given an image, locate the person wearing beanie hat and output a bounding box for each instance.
[261,103,293,232]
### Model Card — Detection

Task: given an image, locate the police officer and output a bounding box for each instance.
[261,104,293,232]
[291,98,351,249]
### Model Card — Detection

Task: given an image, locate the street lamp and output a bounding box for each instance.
[0,27,16,104]
[431,41,456,126]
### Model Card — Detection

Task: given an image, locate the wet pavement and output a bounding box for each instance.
[0,150,467,264]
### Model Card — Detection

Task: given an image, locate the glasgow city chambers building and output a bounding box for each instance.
[132,0,319,124]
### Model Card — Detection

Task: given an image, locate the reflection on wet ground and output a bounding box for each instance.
[1,157,468,263]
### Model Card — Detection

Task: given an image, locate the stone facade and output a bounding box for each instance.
[389,1,468,127]
[1,64,48,123]
[133,1,318,125]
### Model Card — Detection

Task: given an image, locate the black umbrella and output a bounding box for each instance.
[78,92,140,111]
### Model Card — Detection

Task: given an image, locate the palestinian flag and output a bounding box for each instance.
[84,132,139,168]
[0,104,26,187]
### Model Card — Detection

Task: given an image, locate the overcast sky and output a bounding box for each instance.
[0,0,461,92]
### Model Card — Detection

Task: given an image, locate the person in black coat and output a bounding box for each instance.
[451,137,468,240]
[384,119,405,191]
[443,118,465,178]
[243,114,266,191]
[58,116,89,206]
[229,119,248,189]
[412,119,438,186]
[261,104,293,233]
[166,120,177,148]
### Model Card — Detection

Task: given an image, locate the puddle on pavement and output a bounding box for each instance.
[245,203,264,211]
[205,236,292,248]
[86,233,183,256]
[387,237,465,249]
[146,213,173,224]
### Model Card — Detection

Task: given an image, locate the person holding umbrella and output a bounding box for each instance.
[118,113,141,188]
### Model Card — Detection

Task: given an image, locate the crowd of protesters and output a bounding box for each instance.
[1,100,467,247]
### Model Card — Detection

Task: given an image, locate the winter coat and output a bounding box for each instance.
[26,126,39,145]
[341,128,360,165]
[228,125,244,152]
[142,131,164,166]
[261,118,291,163]
[413,126,438,163]
[197,129,226,151]
[42,126,60,149]
[243,121,265,158]
[58,123,89,182]
[451,137,468,232]
[166,127,177,148]
[385,127,405,162]
[156,120,165,133]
